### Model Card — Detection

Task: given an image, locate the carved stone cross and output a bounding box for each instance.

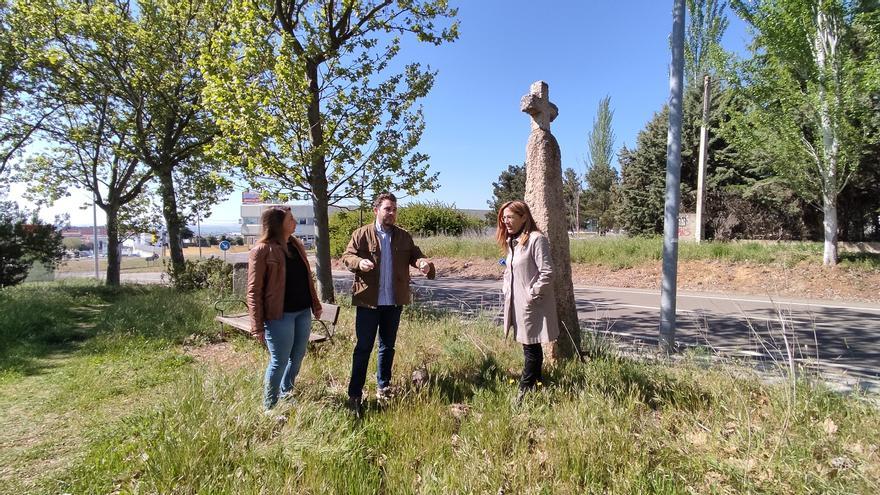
[520,81,558,131]
[520,80,579,360]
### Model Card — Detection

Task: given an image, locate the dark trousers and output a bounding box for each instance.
[520,343,543,390]
[348,305,403,398]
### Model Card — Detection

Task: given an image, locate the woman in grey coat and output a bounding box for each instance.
[496,200,559,401]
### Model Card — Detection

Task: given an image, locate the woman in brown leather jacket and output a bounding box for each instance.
[247,206,322,410]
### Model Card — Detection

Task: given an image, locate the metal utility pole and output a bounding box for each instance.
[695,74,711,243]
[196,210,203,258]
[660,0,686,353]
[92,192,100,281]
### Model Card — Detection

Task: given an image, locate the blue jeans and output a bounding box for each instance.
[263,309,312,409]
[348,305,403,399]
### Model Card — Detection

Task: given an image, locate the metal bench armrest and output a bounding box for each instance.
[214,297,247,317]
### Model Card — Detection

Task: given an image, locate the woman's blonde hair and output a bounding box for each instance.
[495,200,539,249]
[257,206,292,252]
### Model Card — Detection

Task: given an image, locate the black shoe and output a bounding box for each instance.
[346,396,364,418]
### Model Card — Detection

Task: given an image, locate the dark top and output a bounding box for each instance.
[283,242,312,312]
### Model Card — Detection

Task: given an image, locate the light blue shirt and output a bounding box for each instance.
[375,221,395,306]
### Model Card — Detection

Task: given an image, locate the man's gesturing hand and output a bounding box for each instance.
[359,259,375,272]
[418,259,431,275]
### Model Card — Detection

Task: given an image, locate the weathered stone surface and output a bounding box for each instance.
[520,81,558,131]
[521,81,580,360]
[232,262,248,297]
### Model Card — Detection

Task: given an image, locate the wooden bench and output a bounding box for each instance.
[214,299,340,343]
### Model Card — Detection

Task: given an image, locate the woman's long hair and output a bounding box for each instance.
[495,200,539,249]
[257,206,292,253]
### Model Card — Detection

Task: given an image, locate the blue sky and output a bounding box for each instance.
[14,1,752,226]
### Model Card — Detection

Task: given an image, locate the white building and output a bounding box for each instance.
[61,227,109,255]
[240,194,344,246]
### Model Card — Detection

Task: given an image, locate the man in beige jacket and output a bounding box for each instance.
[340,192,435,414]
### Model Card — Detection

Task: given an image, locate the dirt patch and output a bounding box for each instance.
[415,257,880,303]
[183,342,256,370]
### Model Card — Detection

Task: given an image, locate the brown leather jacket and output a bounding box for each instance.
[340,223,435,308]
[246,237,321,337]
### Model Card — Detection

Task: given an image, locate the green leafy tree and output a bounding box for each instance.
[0,1,56,176]
[583,96,619,234]
[25,0,230,277]
[705,87,810,239]
[834,1,880,241]
[685,0,731,87]
[0,201,64,287]
[561,167,582,232]
[486,163,526,222]
[731,0,879,265]
[18,88,152,286]
[619,82,809,240]
[201,0,458,302]
[618,109,668,236]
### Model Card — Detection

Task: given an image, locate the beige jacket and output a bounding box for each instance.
[502,231,559,344]
[246,237,321,337]
[340,223,435,308]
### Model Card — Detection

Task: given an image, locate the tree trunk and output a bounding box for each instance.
[822,192,839,266]
[105,205,121,286]
[815,8,840,266]
[156,166,185,274]
[305,60,335,303]
[312,189,334,302]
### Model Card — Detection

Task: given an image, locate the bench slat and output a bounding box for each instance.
[215,313,330,343]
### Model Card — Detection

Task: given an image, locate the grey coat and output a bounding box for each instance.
[502,231,560,344]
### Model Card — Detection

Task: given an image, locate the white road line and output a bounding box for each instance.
[581,301,845,326]
[573,286,880,313]
[581,302,697,314]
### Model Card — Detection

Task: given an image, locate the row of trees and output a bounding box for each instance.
[488,0,880,266]
[1,0,457,295]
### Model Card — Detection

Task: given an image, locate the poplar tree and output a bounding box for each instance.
[731,0,879,265]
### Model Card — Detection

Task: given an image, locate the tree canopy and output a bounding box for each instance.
[201,0,458,301]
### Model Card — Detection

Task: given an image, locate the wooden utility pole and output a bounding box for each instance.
[695,74,711,243]
[660,0,686,353]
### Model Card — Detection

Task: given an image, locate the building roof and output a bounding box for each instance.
[62,226,108,237]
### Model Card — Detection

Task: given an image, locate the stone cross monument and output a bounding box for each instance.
[521,81,580,359]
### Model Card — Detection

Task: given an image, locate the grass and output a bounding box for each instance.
[55,246,251,274]
[417,235,879,271]
[55,257,165,273]
[1,282,879,493]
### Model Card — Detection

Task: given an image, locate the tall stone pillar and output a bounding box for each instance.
[521,81,580,360]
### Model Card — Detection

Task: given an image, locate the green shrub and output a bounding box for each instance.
[0,201,65,287]
[328,210,373,258]
[397,201,483,237]
[329,203,486,258]
[165,257,232,293]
